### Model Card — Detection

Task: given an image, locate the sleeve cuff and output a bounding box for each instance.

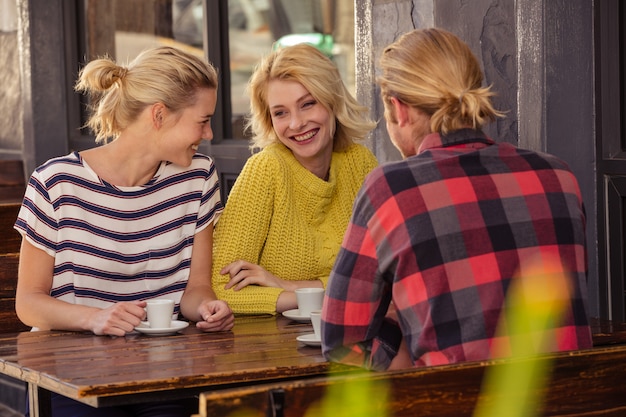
[370,318,403,370]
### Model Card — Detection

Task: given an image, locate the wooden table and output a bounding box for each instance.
[0,315,339,417]
[198,343,626,417]
[196,318,626,417]
[1,316,622,417]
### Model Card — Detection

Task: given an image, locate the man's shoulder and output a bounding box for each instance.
[498,143,574,172]
[364,159,414,187]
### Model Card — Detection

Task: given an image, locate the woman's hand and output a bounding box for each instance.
[195,300,234,332]
[221,260,287,291]
[87,300,147,337]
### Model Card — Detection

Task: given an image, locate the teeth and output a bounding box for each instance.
[294,131,315,142]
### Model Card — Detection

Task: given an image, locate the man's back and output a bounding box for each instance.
[323,129,592,370]
[322,28,592,372]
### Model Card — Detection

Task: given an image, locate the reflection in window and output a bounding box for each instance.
[84,0,203,63]
[81,0,205,146]
[82,0,354,141]
[228,0,355,139]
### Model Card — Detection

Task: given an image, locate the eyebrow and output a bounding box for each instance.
[269,93,315,110]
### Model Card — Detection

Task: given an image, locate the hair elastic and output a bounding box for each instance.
[458,88,469,105]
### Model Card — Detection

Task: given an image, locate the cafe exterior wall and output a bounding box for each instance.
[355,0,599,316]
[356,0,516,162]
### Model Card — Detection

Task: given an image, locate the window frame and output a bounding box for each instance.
[63,0,236,154]
[203,0,233,142]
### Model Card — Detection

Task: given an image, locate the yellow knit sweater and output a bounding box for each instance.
[211,143,378,314]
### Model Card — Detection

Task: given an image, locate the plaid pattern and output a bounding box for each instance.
[322,129,592,371]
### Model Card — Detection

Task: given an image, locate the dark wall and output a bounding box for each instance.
[434,0,598,316]
[435,0,517,145]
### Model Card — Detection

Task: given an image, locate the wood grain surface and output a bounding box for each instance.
[199,343,626,417]
[0,315,339,408]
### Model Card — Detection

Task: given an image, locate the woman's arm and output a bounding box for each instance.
[180,225,234,331]
[15,239,147,336]
[211,154,283,314]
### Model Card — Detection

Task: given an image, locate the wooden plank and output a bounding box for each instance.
[0,203,21,253]
[199,344,626,417]
[0,316,337,405]
[0,253,19,296]
[0,160,25,204]
[0,315,624,414]
[0,187,25,203]
[0,253,27,333]
[0,299,28,333]
[0,160,25,187]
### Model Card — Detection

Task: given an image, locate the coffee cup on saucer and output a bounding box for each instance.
[145,299,174,329]
[295,288,324,317]
[309,310,322,341]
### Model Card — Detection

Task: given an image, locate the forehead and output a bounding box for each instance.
[267,80,310,105]
[186,88,217,112]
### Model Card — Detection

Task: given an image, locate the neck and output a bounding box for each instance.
[292,148,333,181]
[86,140,161,187]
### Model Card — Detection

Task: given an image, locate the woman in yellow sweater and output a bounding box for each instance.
[211,43,378,314]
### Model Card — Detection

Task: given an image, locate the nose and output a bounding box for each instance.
[289,113,306,130]
[202,124,213,142]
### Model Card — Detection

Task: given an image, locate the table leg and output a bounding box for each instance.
[28,383,52,417]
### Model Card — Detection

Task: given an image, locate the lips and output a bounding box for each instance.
[293,129,317,142]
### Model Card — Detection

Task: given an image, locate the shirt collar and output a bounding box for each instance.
[417,128,494,154]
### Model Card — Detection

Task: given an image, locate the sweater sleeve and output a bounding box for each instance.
[211,152,283,314]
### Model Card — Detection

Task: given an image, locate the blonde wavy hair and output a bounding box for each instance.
[378,28,504,134]
[246,43,376,151]
[75,46,218,143]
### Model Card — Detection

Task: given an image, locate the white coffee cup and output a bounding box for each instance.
[295,288,324,316]
[310,310,322,340]
[146,299,174,329]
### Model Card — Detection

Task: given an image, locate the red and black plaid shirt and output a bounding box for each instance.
[322,129,592,371]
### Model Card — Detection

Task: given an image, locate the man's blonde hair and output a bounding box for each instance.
[378,28,504,135]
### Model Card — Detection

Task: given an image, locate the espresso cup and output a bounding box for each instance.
[295,288,324,316]
[146,299,174,329]
[309,310,322,340]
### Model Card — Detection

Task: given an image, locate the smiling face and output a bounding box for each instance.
[158,88,217,167]
[267,80,334,176]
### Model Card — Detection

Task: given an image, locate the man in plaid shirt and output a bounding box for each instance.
[321,28,592,371]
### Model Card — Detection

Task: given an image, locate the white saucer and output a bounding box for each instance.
[134,320,189,336]
[282,309,311,323]
[296,333,321,347]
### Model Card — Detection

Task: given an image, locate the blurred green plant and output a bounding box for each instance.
[304,369,390,417]
[473,255,571,417]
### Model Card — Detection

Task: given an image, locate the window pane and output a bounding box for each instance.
[82,0,356,142]
[76,0,205,150]
[227,0,355,139]
[84,0,204,62]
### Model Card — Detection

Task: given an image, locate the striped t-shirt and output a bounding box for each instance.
[14,152,223,317]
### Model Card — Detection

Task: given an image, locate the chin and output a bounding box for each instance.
[171,157,193,168]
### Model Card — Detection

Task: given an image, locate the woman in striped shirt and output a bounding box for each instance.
[14,44,234,417]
